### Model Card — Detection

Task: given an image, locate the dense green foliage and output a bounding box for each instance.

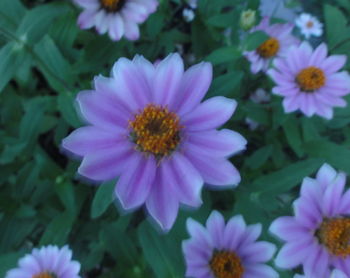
[1,0,350,277]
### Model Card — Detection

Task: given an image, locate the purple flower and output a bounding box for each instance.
[5,245,80,278]
[74,0,158,41]
[182,211,277,278]
[62,53,247,231]
[244,17,299,74]
[268,42,350,119]
[294,269,348,278]
[270,164,350,278]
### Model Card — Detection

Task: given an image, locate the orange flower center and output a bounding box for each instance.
[32,272,56,278]
[210,250,244,278]
[99,0,125,12]
[296,66,325,92]
[256,37,280,58]
[307,21,314,28]
[129,104,182,157]
[317,218,350,257]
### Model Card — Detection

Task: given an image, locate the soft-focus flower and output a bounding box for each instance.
[295,13,323,39]
[74,0,158,41]
[186,0,197,9]
[268,42,350,119]
[270,163,350,278]
[240,9,256,31]
[244,17,299,74]
[245,117,259,131]
[6,245,80,278]
[182,211,277,278]
[62,53,246,231]
[294,269,348,278]
[250,88,270,103]
[183,8,195,22]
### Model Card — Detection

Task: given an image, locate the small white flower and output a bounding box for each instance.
[295,13,323,39]
[186,0,197,9]
[250,88,270,104]
[183,8,195,22]
[245,117,259,130]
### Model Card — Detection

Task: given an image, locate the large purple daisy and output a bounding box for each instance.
[74,0,158,41]
[182,211,277,278]
[268,42,350,119]
[5,245,80,278]
[270,164,350,277]
[244,16,299,74]
[62,53,247,231]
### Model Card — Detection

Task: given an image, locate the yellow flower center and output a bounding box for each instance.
[210,250,244,278]
[129,104,182,157]
[317,218,350,257]
[32,272,55,278]
[296,66,325,92]
[99,0,125,12]
[256,37,280,58]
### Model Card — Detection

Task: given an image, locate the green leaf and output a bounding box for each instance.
[245,145,273,169]
[208,71,243,98]
[206,11,236,28]
[324,4,350,50]
[40,211,75,246]
[57,92,81,128]
[303,140,350,175]
[16,3,69,43]
[205,46,241,65]
[55,182,76,213]
[34,35,72,92]
[243,31,269,51]
[0,43,27,92]
[282,116,304,157]
[91,181,116,219]
[0,0,26,30]
[0,251,26,278]
[138,222,182,278]
[250,158,324,194]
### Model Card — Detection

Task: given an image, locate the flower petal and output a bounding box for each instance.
[115,153,156,210]
[175,62,212,115]
[146,164,179,231]
[181,96,237,131]
[152,53,184,107]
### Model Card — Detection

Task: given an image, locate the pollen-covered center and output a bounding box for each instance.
[99,0,125,12]
[296,66,325,92]
[210,250,244,278]
[129,104,182,157]
[317,218,350,257]
[32,272,56,278]
[257,37,280,58]
[307,21,314,28]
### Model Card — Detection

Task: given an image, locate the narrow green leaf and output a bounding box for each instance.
[303,140,350,175]
[138,222,182,278]
[91,181,116,219]
[245,145,273,169]
[250,158,324,194]
[282,116,304,157]
[205,46,241,65]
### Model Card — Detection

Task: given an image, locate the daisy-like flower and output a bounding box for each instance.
[244,16,299,74]
[294,269,348,278]
[268,42,350,119]
[74,0,158,41]
[5,245,80,278]
[270,163,350,277]
[62,53,247,231]
[295,13,323,39]
[182,211,278,278]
